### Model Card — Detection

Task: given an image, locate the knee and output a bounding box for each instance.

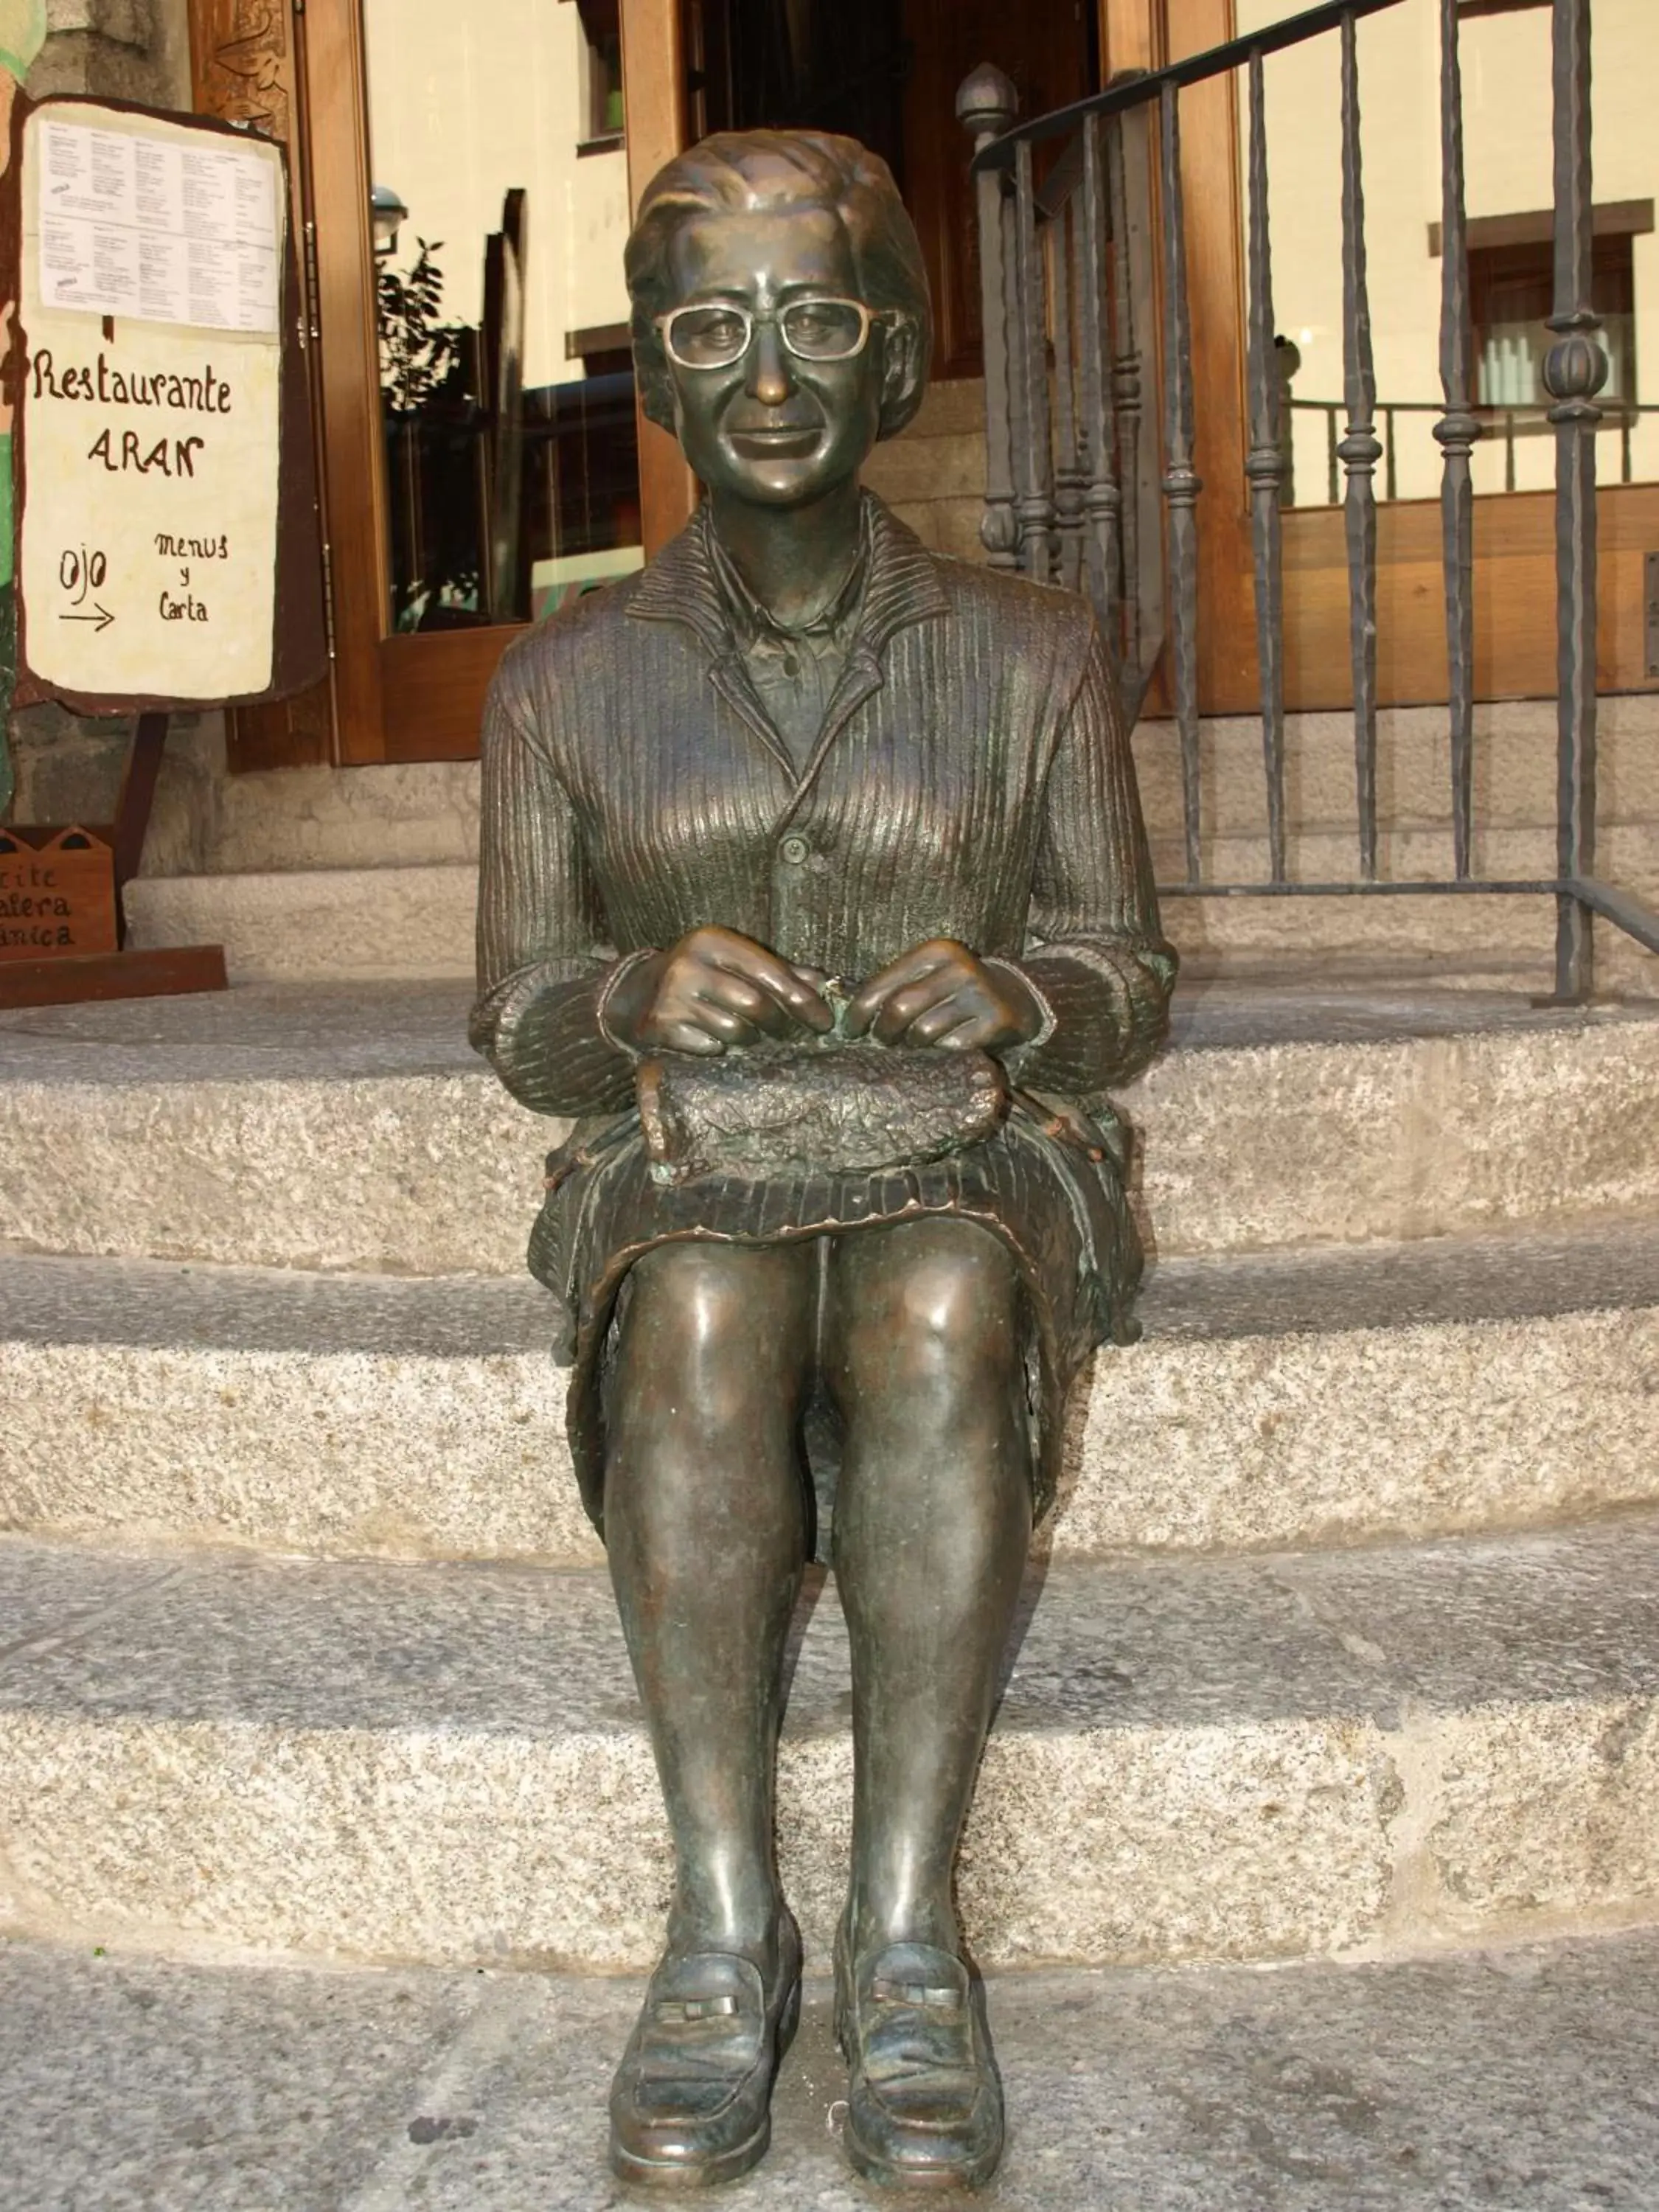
[839,1226,1022,1402]
[628,1244,762,1354]
[615,1244,808,1439]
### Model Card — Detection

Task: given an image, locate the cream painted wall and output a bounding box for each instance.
[1234,0,1655,504]
[362,0,632,391]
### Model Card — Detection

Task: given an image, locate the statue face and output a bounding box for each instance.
[664,202,885,507]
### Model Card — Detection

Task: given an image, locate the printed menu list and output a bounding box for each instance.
[38,119,279,335]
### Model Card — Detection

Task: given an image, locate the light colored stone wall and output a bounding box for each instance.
[118,685,1659,886]
[861,375,989,563]
[362,0,631,394]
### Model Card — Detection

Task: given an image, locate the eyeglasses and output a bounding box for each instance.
[657,295,891,371]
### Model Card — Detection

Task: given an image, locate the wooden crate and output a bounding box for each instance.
[0,826,118,963]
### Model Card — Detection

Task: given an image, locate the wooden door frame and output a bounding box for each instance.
[1104,0,1659,714]
[622,0,699,554]
[189,0,335,768]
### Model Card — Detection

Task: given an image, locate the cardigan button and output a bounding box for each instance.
[779,833,810,864]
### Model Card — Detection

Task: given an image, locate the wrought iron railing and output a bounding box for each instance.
[960,0,1659,1002]
[1287,399,1659,506]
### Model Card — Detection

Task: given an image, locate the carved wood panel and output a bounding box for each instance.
[189,0,334,767]
[193,0,295,139]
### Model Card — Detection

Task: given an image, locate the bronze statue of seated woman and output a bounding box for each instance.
[471,127,1175,2193]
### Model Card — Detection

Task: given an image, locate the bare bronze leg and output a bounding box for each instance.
[826,1217,1030,2190]
[603,1238,818,2187]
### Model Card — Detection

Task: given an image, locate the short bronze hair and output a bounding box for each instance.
[625,130,933,442]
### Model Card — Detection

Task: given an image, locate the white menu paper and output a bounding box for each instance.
[38,118,279,335]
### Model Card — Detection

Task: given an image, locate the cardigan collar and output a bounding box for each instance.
[627,487,950,668]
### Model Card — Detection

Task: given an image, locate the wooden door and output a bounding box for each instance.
[903,0,1096,380]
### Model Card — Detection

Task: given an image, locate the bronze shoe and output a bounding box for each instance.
[608,1913,802,2189]
[834,1929,1005,2192]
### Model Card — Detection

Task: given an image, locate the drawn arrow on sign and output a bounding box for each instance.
[60,604,115,631]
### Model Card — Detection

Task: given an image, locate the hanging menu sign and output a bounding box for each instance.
[14,97,299,706]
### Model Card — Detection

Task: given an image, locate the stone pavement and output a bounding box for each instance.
[4,969,1657,2209]
[4,1928,1657,2211]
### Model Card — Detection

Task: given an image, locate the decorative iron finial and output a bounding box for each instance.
[956,63,1018,145]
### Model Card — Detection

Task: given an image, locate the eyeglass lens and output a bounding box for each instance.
[667,298,867,366]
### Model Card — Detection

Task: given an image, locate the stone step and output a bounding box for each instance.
[2,979,1655,1275]
[127,864,479,985]
[1152,824,1659,986]
[108,681,1653,883]
[3,1516,1657,1972]
[4,1927,1655,2211]
[1133,694,1659,844]
[124,828,1659,986]
[4,1223,1656,1566]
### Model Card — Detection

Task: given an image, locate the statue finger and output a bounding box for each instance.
[656,1018,726,1057]
[844,960,923,1037]
[906,993,984,1046]
[687,993,761,1046]
[872,976,953,1046]
[928,1013,999,1051]
[710,944,834,1032]
[845,942,967,1037]
[699,973,787,1029]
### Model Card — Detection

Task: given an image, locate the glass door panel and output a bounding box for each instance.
[361,0,644,633]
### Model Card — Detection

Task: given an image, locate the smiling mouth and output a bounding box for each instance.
[728,423,823,457]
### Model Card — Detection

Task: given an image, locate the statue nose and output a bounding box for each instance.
[745,319,793,404]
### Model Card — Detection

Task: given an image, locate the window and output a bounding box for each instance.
[570,0,627,148]
[1471,234,1637,411]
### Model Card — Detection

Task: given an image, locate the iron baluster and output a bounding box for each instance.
[1112,97,1160,694]
[1003,181,1034,577]
[1160,80,1203,884]
[1545,0,1604,1001]
[1433,0,1479,880]
[1051,195,1085,594]
[1338,7,1382,880]
[959,67,1020,573]
[1077,114,1121,644]
[1245,47,1287,883]
[1012,139,1055,582]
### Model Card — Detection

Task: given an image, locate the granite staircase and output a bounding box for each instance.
[2,961,1658,2205]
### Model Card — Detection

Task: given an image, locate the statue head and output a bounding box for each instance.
[625,131,933,509]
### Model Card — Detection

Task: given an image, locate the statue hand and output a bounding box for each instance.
[843,939,1043,1054]
[605,925,836,1057]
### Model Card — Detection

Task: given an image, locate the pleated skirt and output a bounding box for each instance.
[527,1096,1145,1541]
